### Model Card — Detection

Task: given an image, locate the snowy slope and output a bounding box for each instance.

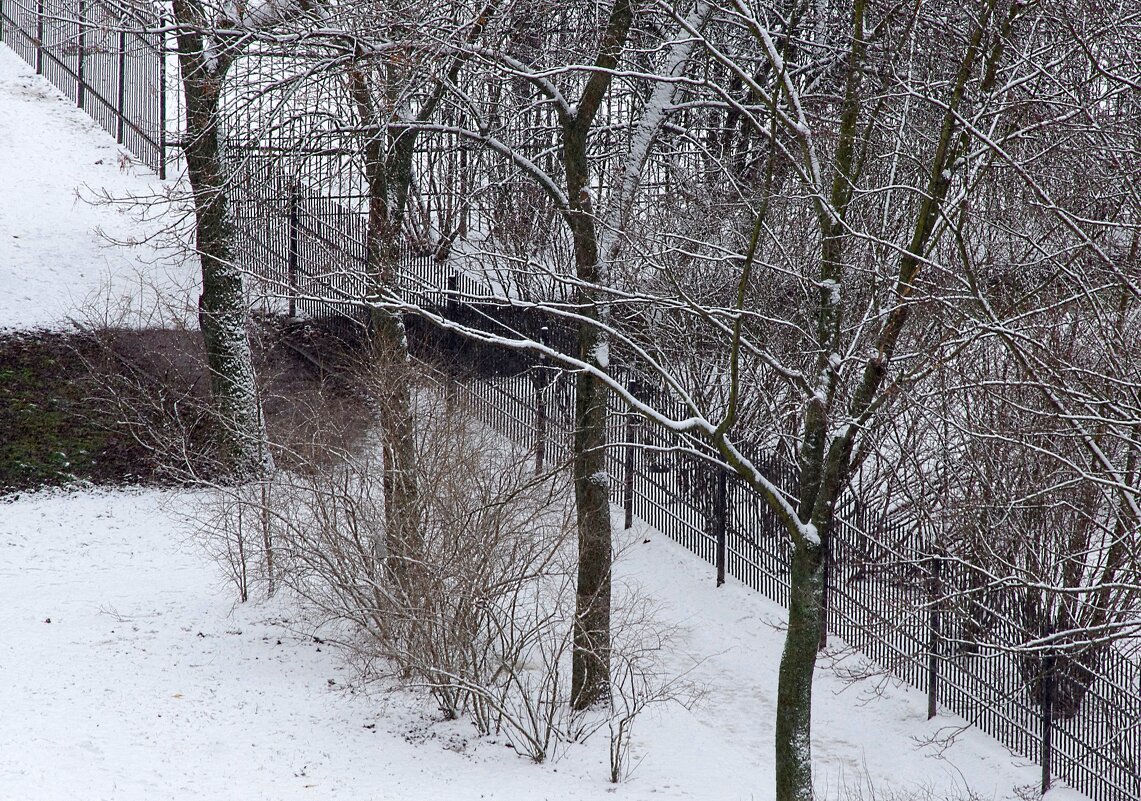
[0,48,197,331]
[0,43,1091,801]
[0,489,1086,801]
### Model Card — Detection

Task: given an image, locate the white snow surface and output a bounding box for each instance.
[0,42,1091,801]
[0,489,1088,801]
[0,48,198,331]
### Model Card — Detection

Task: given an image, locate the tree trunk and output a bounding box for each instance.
[365,206,422,580]
[349,67,424,577]
[776,538,825,801]
[565,119,613,710]
[370,299,423,579]
[571,333,612,709]
[173,1,268,475]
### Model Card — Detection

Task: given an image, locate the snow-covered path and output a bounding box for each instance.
[0,48,197,331]
[0,42,1089,801]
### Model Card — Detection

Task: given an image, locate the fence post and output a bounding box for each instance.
[76,0,85,109]
[623,409,638,529]
[158,16,167,179]
[35,0,44,74]
[534,325,549,474]
[115,28,126,142]
[287,184,300,317]
[927,551,942,720]
[1042,645,1055,795]
[818,516,833,650]
[715,467,727,586]
[446,274,459,315]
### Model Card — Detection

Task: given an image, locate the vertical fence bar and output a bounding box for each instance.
[288,184,299,317]
[535,325,549,474]
[623,410,637,529]
[927,552,941,720]
[534,375,548,473]
[35,0,44,74]
[818,519,832,650]
[75,0,85,109]
[1043,649,1055,795]
[715,467,727,587]
[115,27,126,142]
[158,16,167,179]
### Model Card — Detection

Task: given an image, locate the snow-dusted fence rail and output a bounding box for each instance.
[227,151,1141,801]
[0,0,168,176]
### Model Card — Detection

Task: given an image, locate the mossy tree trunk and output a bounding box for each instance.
[172,0,268,475]
[561,0,635,710]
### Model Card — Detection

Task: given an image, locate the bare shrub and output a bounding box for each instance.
[195,362,692,770]
[255,387,578,760]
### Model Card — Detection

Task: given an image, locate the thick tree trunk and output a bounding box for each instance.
[369,298,422,577]
[364,215,421,577]
[565,121,613,710]
[775,538,824,801]
[571,335,612,709]
[173,3,268,475]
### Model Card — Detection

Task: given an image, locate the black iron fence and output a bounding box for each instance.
[0,0,168,176]
[458,369,1141,801]
[11,24,1137,793]
[226,152,1141,801]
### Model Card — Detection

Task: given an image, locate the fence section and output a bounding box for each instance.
[227,149,1141,801]
[0,0,168,176]
[462,368,1141,801]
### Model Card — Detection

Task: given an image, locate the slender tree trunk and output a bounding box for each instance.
[555,0,636,707]
[775,537,825,801]
[350,68,423,576]
[565,124,612,709]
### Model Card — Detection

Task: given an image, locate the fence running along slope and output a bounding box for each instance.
[1,0,168,176]
[7,11,1138,796]
[229,160,1141,801]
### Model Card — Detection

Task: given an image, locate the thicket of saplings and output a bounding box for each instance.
[84,323,687,780]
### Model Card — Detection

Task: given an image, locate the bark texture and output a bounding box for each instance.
[173,0,268,474]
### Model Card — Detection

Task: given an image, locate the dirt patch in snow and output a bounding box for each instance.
[0,317,373,493]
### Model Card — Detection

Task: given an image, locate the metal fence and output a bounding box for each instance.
[12,20,1138,795]
[0,0,168,176]
[457,366,1141,801]
[227,151,1141,800]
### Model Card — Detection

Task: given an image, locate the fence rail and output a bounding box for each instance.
[0,0,168,176]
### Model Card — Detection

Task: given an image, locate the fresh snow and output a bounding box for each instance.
[0,488,1091,801]
[0,48,197,331]
[0,43,1091,801]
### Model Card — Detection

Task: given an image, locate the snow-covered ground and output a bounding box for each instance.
[1,489,1081,801]
[0,48,197,331]
[0,43,1089,801]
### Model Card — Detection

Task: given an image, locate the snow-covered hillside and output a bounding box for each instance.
[0,44,1088,801]
[0,48,196,331]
